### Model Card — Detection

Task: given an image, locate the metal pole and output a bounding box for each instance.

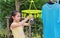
[28,14,32,38]
[28,25,31,38]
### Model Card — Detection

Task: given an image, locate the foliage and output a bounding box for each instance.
[0,0,48,38]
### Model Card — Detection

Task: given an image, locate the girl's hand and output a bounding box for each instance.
[28,15,33,19]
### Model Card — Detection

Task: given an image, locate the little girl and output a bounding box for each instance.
[9,10,32,38]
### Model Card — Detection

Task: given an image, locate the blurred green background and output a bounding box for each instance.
[0,0,49,38]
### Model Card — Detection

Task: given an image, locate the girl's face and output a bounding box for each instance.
[12,12,21,22]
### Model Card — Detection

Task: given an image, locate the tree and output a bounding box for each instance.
[15,0,20,11]
[0,0,47,38]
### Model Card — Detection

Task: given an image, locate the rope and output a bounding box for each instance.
[29,0,37,10]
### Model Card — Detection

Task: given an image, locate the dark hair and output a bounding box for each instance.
[9,10,22,27]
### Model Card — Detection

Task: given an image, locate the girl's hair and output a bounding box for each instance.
[9,10,22,27]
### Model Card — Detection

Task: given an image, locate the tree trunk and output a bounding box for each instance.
[15,0,20,11]
[6,17,10,38]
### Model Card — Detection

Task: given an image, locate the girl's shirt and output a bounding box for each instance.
[10,23,25,38]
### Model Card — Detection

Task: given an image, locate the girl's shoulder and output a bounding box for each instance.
[11,22,22,26]
[10,22,19,29]
[10,22,22,27]
[11,22,17,26]
[10,22,17,27]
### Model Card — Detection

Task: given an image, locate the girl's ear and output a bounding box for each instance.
[12,16,14,19]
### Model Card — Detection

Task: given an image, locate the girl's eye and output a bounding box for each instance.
[18,16,20,17]
[20,16,22,17]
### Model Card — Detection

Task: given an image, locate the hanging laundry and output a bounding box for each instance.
[42,3,60,38]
